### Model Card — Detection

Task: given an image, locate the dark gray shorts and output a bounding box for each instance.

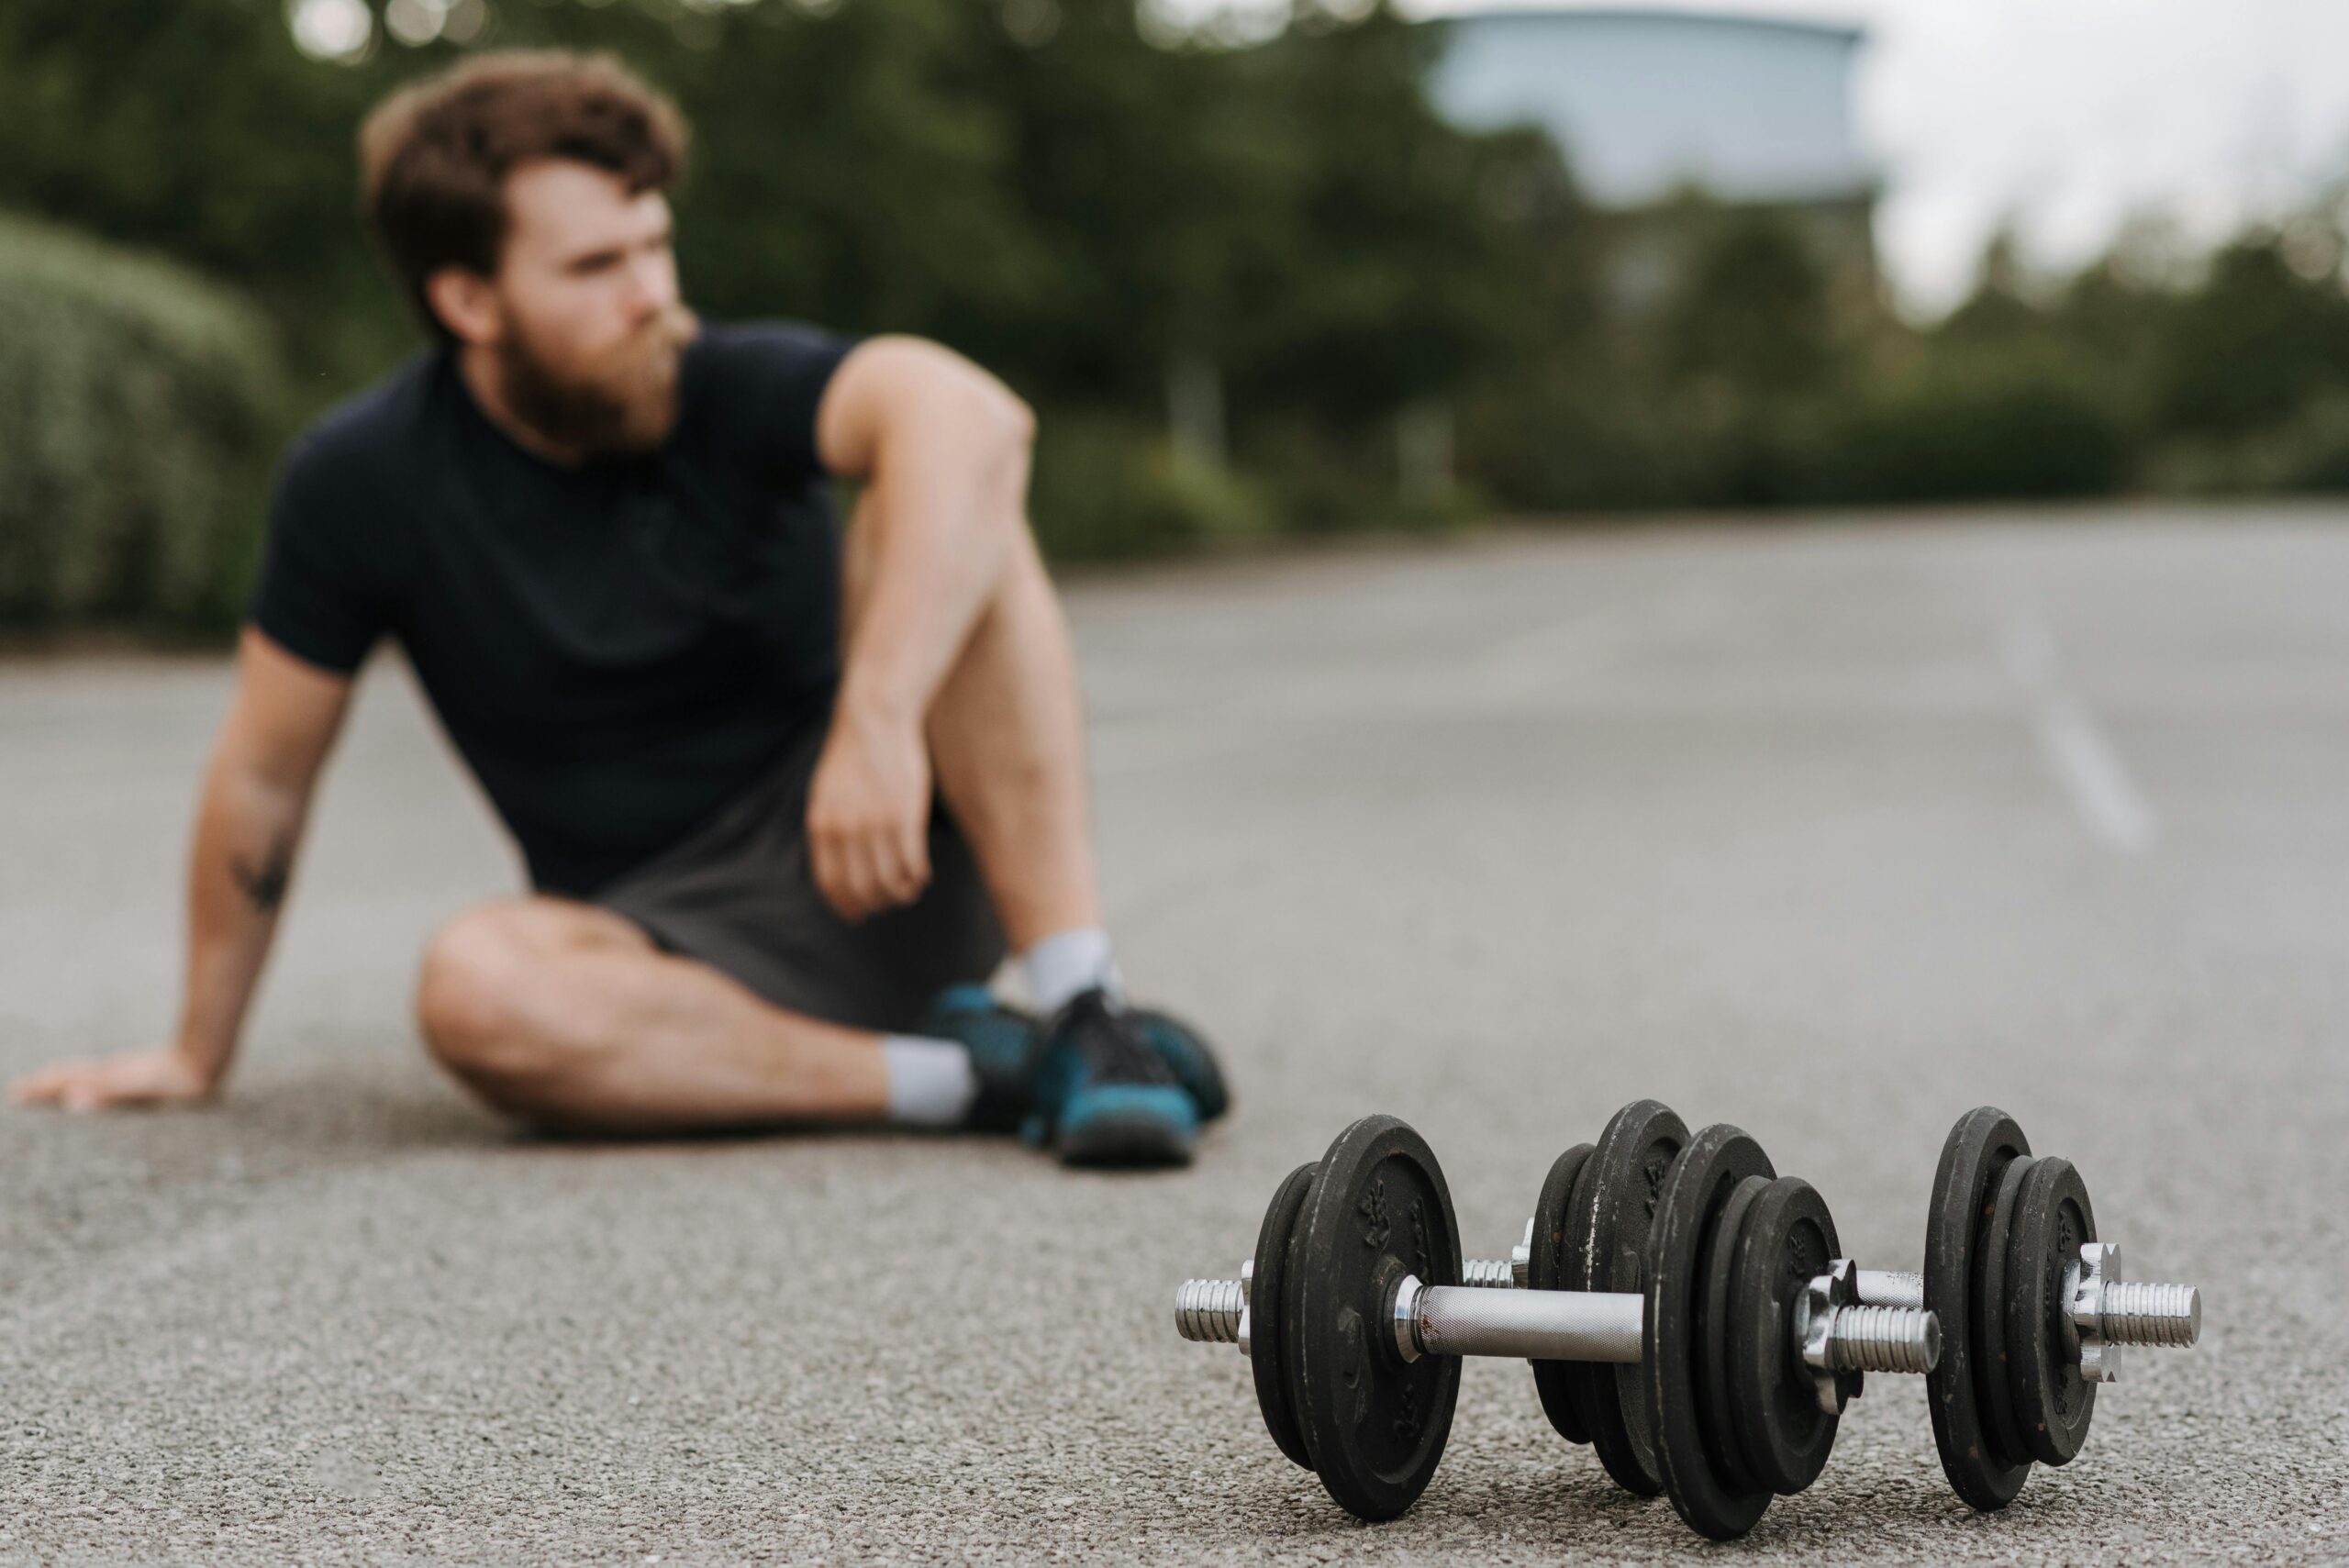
[595,726,1007,1033]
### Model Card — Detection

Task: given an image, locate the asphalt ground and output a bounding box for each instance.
[3,504,2343,1564]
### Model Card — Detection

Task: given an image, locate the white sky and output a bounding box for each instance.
[1169,0,2349,313]
[1828,0,2349,310]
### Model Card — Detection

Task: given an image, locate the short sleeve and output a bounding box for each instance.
[685,321,858,490]
[247,430,391,675]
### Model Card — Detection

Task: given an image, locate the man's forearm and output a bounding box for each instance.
[838,393,1034,724]
[173,755,311,1084]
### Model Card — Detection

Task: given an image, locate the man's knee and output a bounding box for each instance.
[415,902,565,1092]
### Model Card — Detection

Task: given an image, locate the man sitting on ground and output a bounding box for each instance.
[9,50,1225,1166]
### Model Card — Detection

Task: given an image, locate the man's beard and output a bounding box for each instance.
[496,305,697,459]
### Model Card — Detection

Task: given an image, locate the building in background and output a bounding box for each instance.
[1428,6,1879,311]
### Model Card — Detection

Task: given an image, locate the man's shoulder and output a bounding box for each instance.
[250,356,443,669]
[689,317,856,364]
[683,317,858,404]
[277,352,446,499]
[680,320,859,482]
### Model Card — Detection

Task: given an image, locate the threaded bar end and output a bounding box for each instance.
[1461,1257,1515,1288]
[1824,1305,1940,1374]
[2101,1282,2201,1347]
[1175,1278,1246,1343]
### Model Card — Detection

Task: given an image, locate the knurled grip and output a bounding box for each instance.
[1856,1269,1926,1309]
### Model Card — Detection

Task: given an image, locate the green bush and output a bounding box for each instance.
[1799,368,2128,504]
[1026,411,1271,561]
[0,213,289,627]
[2143,393,2349,495]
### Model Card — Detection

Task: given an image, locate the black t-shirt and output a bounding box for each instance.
[250,321,855,897]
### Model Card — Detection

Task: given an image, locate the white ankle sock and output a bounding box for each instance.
[1022,928,1122,1016]
[880,1035,978,1128]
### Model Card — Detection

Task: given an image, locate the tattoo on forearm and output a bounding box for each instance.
[230,835,295,915]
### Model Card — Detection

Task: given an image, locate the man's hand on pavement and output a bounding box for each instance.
[10,1048,218,1112]
[807,698,934,923]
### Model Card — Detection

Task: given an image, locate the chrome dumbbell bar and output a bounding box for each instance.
[1469,1220,2198,1384]
[1176,1254,1939,1413]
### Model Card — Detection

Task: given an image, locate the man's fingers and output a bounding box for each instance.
[9,1076,58,1106]
[835,832,884,923]
[9,1063,81,1104]
[869,825,924,910]
[849,834,896,919]
[17,1073,118,1111]
[811,814,932,919]
[898,821,933,901]
[11,1053,208,1113]
[810,829,862,922]
[808,827,841,910]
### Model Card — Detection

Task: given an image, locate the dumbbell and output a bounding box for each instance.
[1459,1105,2205,1512]
[1171,1106,1943,1540]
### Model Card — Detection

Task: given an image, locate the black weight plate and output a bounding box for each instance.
[1699,1175,1770,1494]
[2004,1157,2099,1466]
[1975,1156,2035,1472]
[1291,1115,1464,1521]
[1923,1106,2035,1511]
[1726,1177,1843,1496]
[1528,1141,1595,1445]
[1645,1124,1776,1540]
[1563,1099,1689,1497]
[1250,1162,1319,1470]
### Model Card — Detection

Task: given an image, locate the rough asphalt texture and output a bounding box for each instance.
[3,506,2342,1565]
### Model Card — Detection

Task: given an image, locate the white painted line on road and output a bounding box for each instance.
[2031,689,2158,854]
[1998,609,2157,855]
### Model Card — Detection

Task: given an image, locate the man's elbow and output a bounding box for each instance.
[919,345,1031,460]
[977,383,1036,460]
[895,361,1033,488]
[1005,388,1039,450]
[967,384,1036,514]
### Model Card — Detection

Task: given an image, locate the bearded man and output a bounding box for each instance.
[10,50,1225,1165]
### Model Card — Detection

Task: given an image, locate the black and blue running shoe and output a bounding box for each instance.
[1025,988,1199,1167]
[919,985,1230,1140]
[1127,1004,1230,1124]
[916,983,1047,1133]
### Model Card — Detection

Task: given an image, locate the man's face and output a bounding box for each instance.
[478,160,695,455]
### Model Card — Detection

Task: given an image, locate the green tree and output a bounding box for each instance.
[1664,211,1836,398]
[2153,235,2349,437]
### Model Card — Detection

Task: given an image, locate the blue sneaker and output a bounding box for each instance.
[921,987,1230,1130]
[916,984,1046,1133]
[1026,989,1199,1167]
[1128,1005,1230,1124]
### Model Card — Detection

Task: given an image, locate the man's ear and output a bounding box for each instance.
[424,268,502,347]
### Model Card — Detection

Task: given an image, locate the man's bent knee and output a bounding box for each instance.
[417,904,540,1085]
[416,898,636,1101]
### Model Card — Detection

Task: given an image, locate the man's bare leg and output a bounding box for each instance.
[884,509,1215,1166]
[849,506,1099,952]
[416,897,890,1133]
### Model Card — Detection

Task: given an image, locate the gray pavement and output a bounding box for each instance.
[3,503,2344,1564]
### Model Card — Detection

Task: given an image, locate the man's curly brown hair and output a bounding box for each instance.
[360,50,689,342]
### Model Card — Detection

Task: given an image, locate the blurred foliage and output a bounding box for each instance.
[6,0,2349,629]
[1026,412,1270,560]
[0,215,288,626]
[0,0,1567,614]
[1474,196,2349,512]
